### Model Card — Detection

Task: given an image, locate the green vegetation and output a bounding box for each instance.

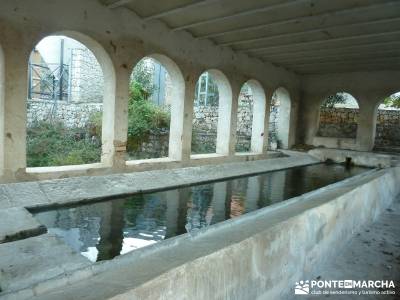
[126,81,170,156]
[126,59,170,158]
[27,120,101,167]
[27,58,171,166]
[321,93,347,108]
[383,94,400,109]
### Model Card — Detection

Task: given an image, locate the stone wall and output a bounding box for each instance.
[127,131,170,160]
[69,48,104,103]
[27,99,102,128]
[318,107,400,148]
[27,97,280,156]
[375,109,400,148]
[317,107,358,138]
[191,102,259,153]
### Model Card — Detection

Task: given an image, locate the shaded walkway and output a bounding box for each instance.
[293,196,400,299]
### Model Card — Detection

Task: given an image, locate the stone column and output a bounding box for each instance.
[299,93,322,145]
[228,85,240,156]
[107,66,130,169]
[100,63,125,168]
[250,81,269,154]
[170,73,195,161]
[356,95,378,151]
[177,76,196,161]
[2,47,29,179]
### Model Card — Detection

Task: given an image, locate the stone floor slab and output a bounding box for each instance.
[0,207,46,243]
[0,233,90,294]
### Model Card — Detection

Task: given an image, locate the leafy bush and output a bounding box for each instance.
[383,94,400,108]
[27,121,101,167]
[321,93,347,108]
[126,79,170,156]
[27,58,173,166]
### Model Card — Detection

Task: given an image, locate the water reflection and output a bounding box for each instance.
[34,163,368,262]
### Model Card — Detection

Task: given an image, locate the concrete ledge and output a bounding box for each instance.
[1,151,284,183]
[0,152,319,210]
[0,207,46,243]
[312,136,357,150]
[125,157,175,166]
[308,148,396,168]
[12,167,399,300]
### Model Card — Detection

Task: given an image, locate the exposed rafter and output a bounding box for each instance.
[242,30,400,53]
[271,50,400,65]
[258,40,400,58]
[218,17,400,47]
[171,0,311,31]
[103,0,400,74]
[107,0,132,9]
[196,1,400,39]
[297,63,400,74]
[285,56,400,68]
[143,0,220,21]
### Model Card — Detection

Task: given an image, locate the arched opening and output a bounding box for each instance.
[269,87,291,150]
[235,80,266,153]
[26,34,113,167]
[126,55,184,160]
[374,92,400,153]
[316,92,359,140]
[191,70,232,155]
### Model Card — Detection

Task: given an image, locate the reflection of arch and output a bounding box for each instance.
[243,80,266,153]
[273,87,291,149]
[31,31,116,165]
[0,44,4,173]
[146,54,185,160]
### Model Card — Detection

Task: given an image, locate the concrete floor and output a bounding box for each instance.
[293,196,400,299]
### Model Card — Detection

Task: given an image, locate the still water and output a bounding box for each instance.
[33,163,369,262]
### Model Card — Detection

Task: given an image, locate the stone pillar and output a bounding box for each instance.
[2,47,29,179]
[104,66,129,168]
[207,70,234,156]
[228,85,240,156]
[178,77,196,161]
[100,61,121,167]
[356,96,378,151]
[250,81,269,154]
[300,94,321,145]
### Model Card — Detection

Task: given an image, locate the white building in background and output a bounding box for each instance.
[31,36,104,103]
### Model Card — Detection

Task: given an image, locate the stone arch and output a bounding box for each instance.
[127,53,185,160]
[316,91,360,140]
[191,69,233,155]
[26,31,116,167]
[373,91,400,152]
[235,79,266,153]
